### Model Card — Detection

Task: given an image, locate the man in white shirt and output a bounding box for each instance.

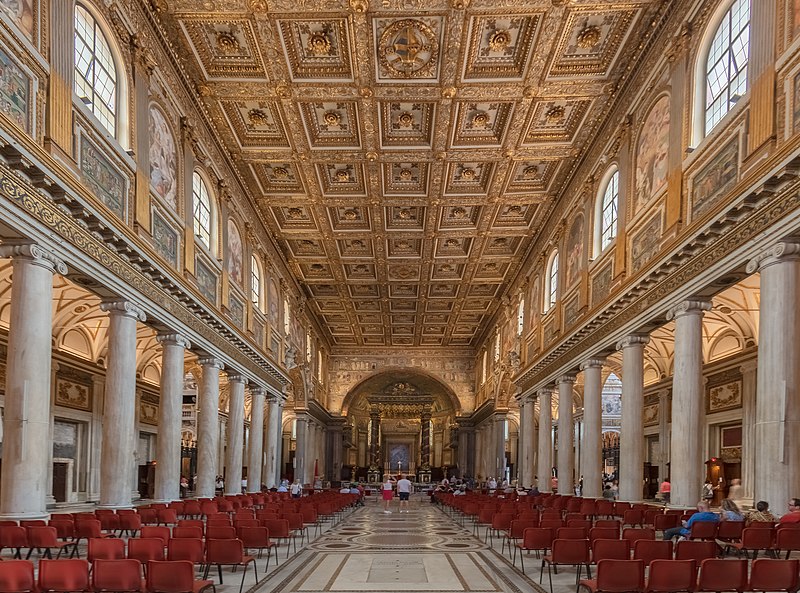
[397,474,413,513]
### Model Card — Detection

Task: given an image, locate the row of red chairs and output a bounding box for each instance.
[577,558,799,593]
[0,559,216,593]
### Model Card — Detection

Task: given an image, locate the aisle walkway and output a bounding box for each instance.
[252,498,550,593]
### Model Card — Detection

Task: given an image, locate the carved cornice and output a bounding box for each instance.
[0,242,68,275]
[100,299,147,322]
[665,299,712,321]
[615,334,650,351]
[156,332,192,349]
[745,242,800,273]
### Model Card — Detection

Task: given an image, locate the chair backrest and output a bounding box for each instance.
[776,527,800,550]
[261,519,290,538]
[87,538,125,562]
[76,520,102,538]
[234,519,260,529]
[556,527,588,540]
[127,538,166,562]
[747,521,775,529]
[592,538,631,562]
[167,538,205,563]
[206,525,236,539]
[594,559,644,592]
[540,519,564,529]
[205,538,244,564]
[716,520,744,540]
[0,560,35,592]
[156,509,177,523]
[740,527,774,549]
[38,559,90,592]
[595,519,621,530]
[19,520,46,528]
[653,514,679,530]
[674,540,717,562]
[0,525,28,547]
[622,528,655,543]
[646,559,697,592]
[140,526,170,545]
[282,513,304,530]
[522,527,553,549]
[171,526,203,539]
[238,526,269,547]
[509,520,538,538]
[748,558,800,592]
[49,521,75,539]
[689,520,718,540]
[590,527,620,542]
[177,520,203,530]
[146,560,194,593]
[696,558,747,593]
[632,539,673,565]
[26,526,58,547]
[550,538,590,564]
[92,559,142,592]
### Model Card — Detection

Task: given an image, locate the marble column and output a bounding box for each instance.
[224,374,246,495]
[739,361,757,503]
[0,244,66,519]
[496,414,507,480]
[667,299,711,507]
[98,300,147,508]
[747,243,800,509]
[263,395,283,489]
[537,388,553,491]
[196,357,224,498]
[247,386,265,492]
[557,375,576,494]
[618,335,650,502]
[329,423,343,483]
[518,396,531,487]
[580,358,605,498]
[657,389,671,484]
[294,414,307,485]
[154,333,191,502]
[457,426,469,476]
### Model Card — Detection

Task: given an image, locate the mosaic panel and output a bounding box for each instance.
[79,135,127,220]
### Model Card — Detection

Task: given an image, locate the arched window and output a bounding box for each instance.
[74,3,119,137]
[306,329,312,363]
[544,250,559,313]
[192,171,213,251]
[283,298,290,336]
[596,169,619,254]
[703,0,750,136]
[481,350,487,384]
[517,295,525,336]
[317,349,324,383]
[494,331,501,362]
[250,254,262,311]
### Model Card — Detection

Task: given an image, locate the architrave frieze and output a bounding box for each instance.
[0,133,288,390]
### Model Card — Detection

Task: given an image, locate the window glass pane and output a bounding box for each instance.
[600,171,619,250]
[192,172,212,248]
[251,255,261,308]
[73,4,117,137]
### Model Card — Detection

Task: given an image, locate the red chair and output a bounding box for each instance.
[136,509,158,526]
[260,519,293,558]
[578,559,644,593]
[182,501,202,519]
[503,519,538,560]
[127,538,166,572]
[140,527,170,548]
[38,559,91,593]
[488,513,514,546]
[49,521,75,541]
[688,521,718,541]
[203,539,257,593]
[514,528,553,573]
[172,527,203,539]
[300,506,321,538]
[92,559,144,593]
[177,520,204,531]
[540,519,565,530]
[724,527,774,559]
[233,519,260,530]
[147,560,215,593]
[74,520,110,552]
[644,559,697,593]
[0,560,35,592]
[632,540,673,566]
[205,526,236,540]
[156,510,178,526]
[87,538,126,562]
[557,527,589,540]
[19,520,46,528]
[622,528,655,546]
[0,526,28,559]
[25,527,77,559]
[695,558,747,593]
[167,538,205,565]
[119,514,142,537]
[568,520,594,530]
[590,527,620,542]
[674,540,717,562]
[716,521,743,542]
[282,513,306,545]
[653,514,679,532]
[238,527,278,568]
[540,538,592,593]
[775,527,800,559]
[748,558,800,592]
[591,539,631,562]
[200,503,218,517]
[595,501,614,518]
[595,520,621,530]
[98,514,121,534]
[622,510,644,528]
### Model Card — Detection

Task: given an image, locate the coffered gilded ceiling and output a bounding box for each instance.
[160,0,661,350]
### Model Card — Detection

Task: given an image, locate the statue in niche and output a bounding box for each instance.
[284,346,298,369]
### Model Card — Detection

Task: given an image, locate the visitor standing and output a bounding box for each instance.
[381,475,395,514]
[727,478,744,506]
[659,479,671,504]
[290,479,302,499]
[397,474,412,513]
[702,479,715,504]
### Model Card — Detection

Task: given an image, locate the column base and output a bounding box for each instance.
[0,511,49,521]
[152,499,183,504]
[96,503,134,510]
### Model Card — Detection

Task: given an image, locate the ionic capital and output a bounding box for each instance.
[616,333,651,351]
[100,299,147,322]
[666,299,711,321]
[198,357,225,371]
[580,357,606,371]
[156,332,191,350]
[0,242,68,275]
[746,242,800,274]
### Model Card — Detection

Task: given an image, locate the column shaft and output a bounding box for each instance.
[224,376,246,495]
[295,415,307,484]
[518,398,530,487]
[496,415,507,480]
[247,388,265,492]
[618,336,649,502]
[154,334,190,502]
[668,300,711,507]
[99,301,146,508]
[581,359,605,498]
[0,246,66,519]
[196,358,223,498]
[557,376,576,494]
[537,389,553,491]
[263,396,283,488]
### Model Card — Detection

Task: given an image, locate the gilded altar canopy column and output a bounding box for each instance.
[580,358,605,498]
[557,375,577,495]
[617,335,650,502]
[0,244,67,519]
[369,408,381,471]
[537,387,554,492]
[98,299,147,509]
[747,243,800,509]
[196,357,224,498]
[420,409,432,470]
[667,299,712,508]
[224,374,246,495]
[247,386,265,492]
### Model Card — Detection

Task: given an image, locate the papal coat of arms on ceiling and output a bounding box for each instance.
[376,18,441,80]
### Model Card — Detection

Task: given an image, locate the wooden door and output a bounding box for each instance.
[52,462,68,503]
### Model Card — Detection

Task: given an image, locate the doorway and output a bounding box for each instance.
[52,462,69,503]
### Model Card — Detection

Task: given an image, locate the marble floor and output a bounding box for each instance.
[249,497,555,593]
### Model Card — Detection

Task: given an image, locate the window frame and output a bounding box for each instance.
[544,249,559,313]
[594,167,620,257]
[192,170,215,253]
[250,254,262,312]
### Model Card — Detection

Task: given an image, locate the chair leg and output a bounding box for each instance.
[218,565,224,583]
[238,564,248,593]
[547,563,554,593]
